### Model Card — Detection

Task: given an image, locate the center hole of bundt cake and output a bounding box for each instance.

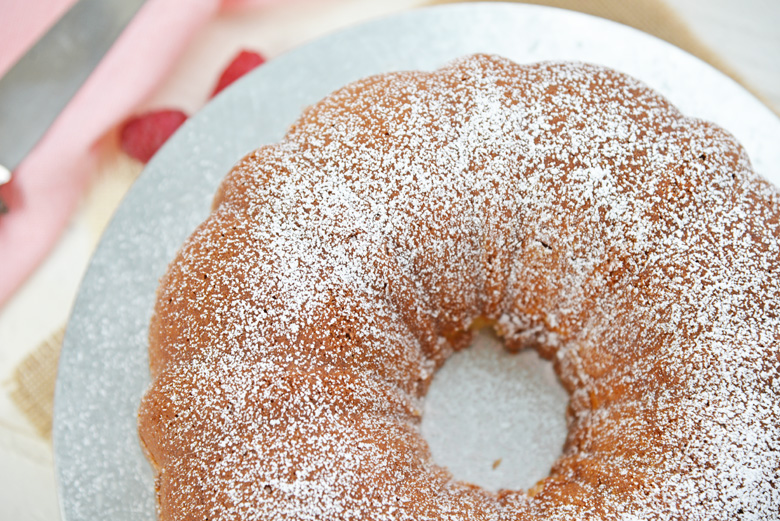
[420,329,568,492]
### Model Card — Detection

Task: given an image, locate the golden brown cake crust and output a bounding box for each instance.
[138,54,780,520]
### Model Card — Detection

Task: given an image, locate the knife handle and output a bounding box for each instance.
[0,165,10,214]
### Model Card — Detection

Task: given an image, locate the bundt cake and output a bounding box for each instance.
[138,54,780,520]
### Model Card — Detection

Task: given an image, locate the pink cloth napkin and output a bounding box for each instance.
[0,0,277,308]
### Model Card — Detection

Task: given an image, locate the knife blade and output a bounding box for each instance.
[0,0,148,213]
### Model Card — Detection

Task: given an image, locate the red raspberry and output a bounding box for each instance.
[210,50,266,97]
[120,109,188,163]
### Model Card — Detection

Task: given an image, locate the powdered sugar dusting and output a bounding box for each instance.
[138,55,779,520]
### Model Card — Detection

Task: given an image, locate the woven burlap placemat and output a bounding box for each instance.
[5,0,759,439]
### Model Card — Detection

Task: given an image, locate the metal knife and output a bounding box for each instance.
[0,0,148,214]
